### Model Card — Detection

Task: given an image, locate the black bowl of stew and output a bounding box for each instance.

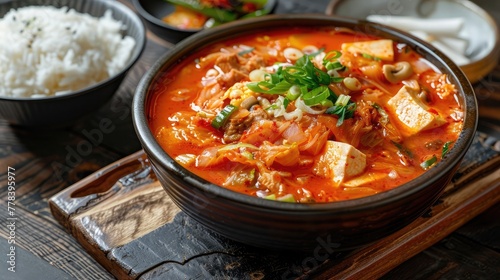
[133,14,477,251]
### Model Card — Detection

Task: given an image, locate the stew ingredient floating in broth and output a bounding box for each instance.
[148,27,464,203]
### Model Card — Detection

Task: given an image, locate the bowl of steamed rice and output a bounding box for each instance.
[0,0,145,126]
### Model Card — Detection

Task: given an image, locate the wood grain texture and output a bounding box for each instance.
[0,201,113,279]
[49,132,500,280]
[313,162,500,280]
[456,203,500,250]
[381,233,500,279]
[1,0,499,278]
[0,125,121,218]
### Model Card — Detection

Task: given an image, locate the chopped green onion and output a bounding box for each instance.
[211,104,237,129]
[323,50,345,71]
[362,53,373,59]
[242,151,254,159]
[325,61,344,71]
[331,77,344,83]
[361,53,381,61]
[335,94,350,106]
[316,67,332,85]
[283,66,309,85]
[392,141,414,159]
[265,104,279,111]
[246,49,345,113]
[264,194,276,200]
[241,0,268,6]
[442,141,453,158]
[283,98,290,109]
[372,103,389,125]
[166,0,237,22]
[302,86,330,106]
[285,85,302,101]
[320,99,334,107]
[420,155,437,170]
[241,10,267,18]
[277,194,296,203]
[325,94,356,126]
[246,80,292,94]
[323,50,342,62]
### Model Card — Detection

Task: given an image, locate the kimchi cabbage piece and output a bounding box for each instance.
[148,27,464,203]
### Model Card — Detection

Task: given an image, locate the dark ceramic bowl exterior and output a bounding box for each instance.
[132,0,196,43]
[0,0,146,127]
[132,0,277,43]
[133,15,478,251]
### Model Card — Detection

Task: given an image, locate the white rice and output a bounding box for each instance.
[0,6,136,98]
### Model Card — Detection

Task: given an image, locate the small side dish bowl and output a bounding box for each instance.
[133,15,477,251]
[0,0,146,127]
[326,0,500,83]
[132,0,197,43]
[132,0,277,43]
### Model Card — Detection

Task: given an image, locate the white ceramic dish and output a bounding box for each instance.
[326,0,499,83]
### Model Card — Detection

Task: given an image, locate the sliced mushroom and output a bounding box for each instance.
[383,61,413,83]
[240,96,258,110]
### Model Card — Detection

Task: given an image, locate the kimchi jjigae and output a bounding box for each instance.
[148,27,463,203]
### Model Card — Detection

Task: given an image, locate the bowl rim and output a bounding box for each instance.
[131,0,279,34]
[133,14,478,213]
[131,0,203,33]
[0,0,147,101]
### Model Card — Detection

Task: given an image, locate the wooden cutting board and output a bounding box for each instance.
[49,131,500,280]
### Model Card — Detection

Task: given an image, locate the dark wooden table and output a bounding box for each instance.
[1,0,499,279]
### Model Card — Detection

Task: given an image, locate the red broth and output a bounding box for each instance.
[148,27,463,203]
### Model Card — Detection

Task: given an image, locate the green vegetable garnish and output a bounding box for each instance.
[392,141,414,159]
[361,53,381,61]
[240,9,271,19]
[372,103,389,125]
[264,194,276,200]
[285,85,302,101]
[278,194,296,203]
[166,0,238,22]
[283,98,290,109]
[420,155,437,170]
[246,79,292,94]
[302,85,330,106]
[245,51,356,125]
[325,94,356,126]
[323,50,342,68]
[442,141,453,158]
[211,104,237,129]
[263,194,296,202]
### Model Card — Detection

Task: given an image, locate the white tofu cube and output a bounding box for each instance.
[314,141,366,186]
[387,86,446,134]
[342,39,394,61]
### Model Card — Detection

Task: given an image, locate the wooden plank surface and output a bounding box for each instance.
[1,0,500,279]
[48,132,500,279]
